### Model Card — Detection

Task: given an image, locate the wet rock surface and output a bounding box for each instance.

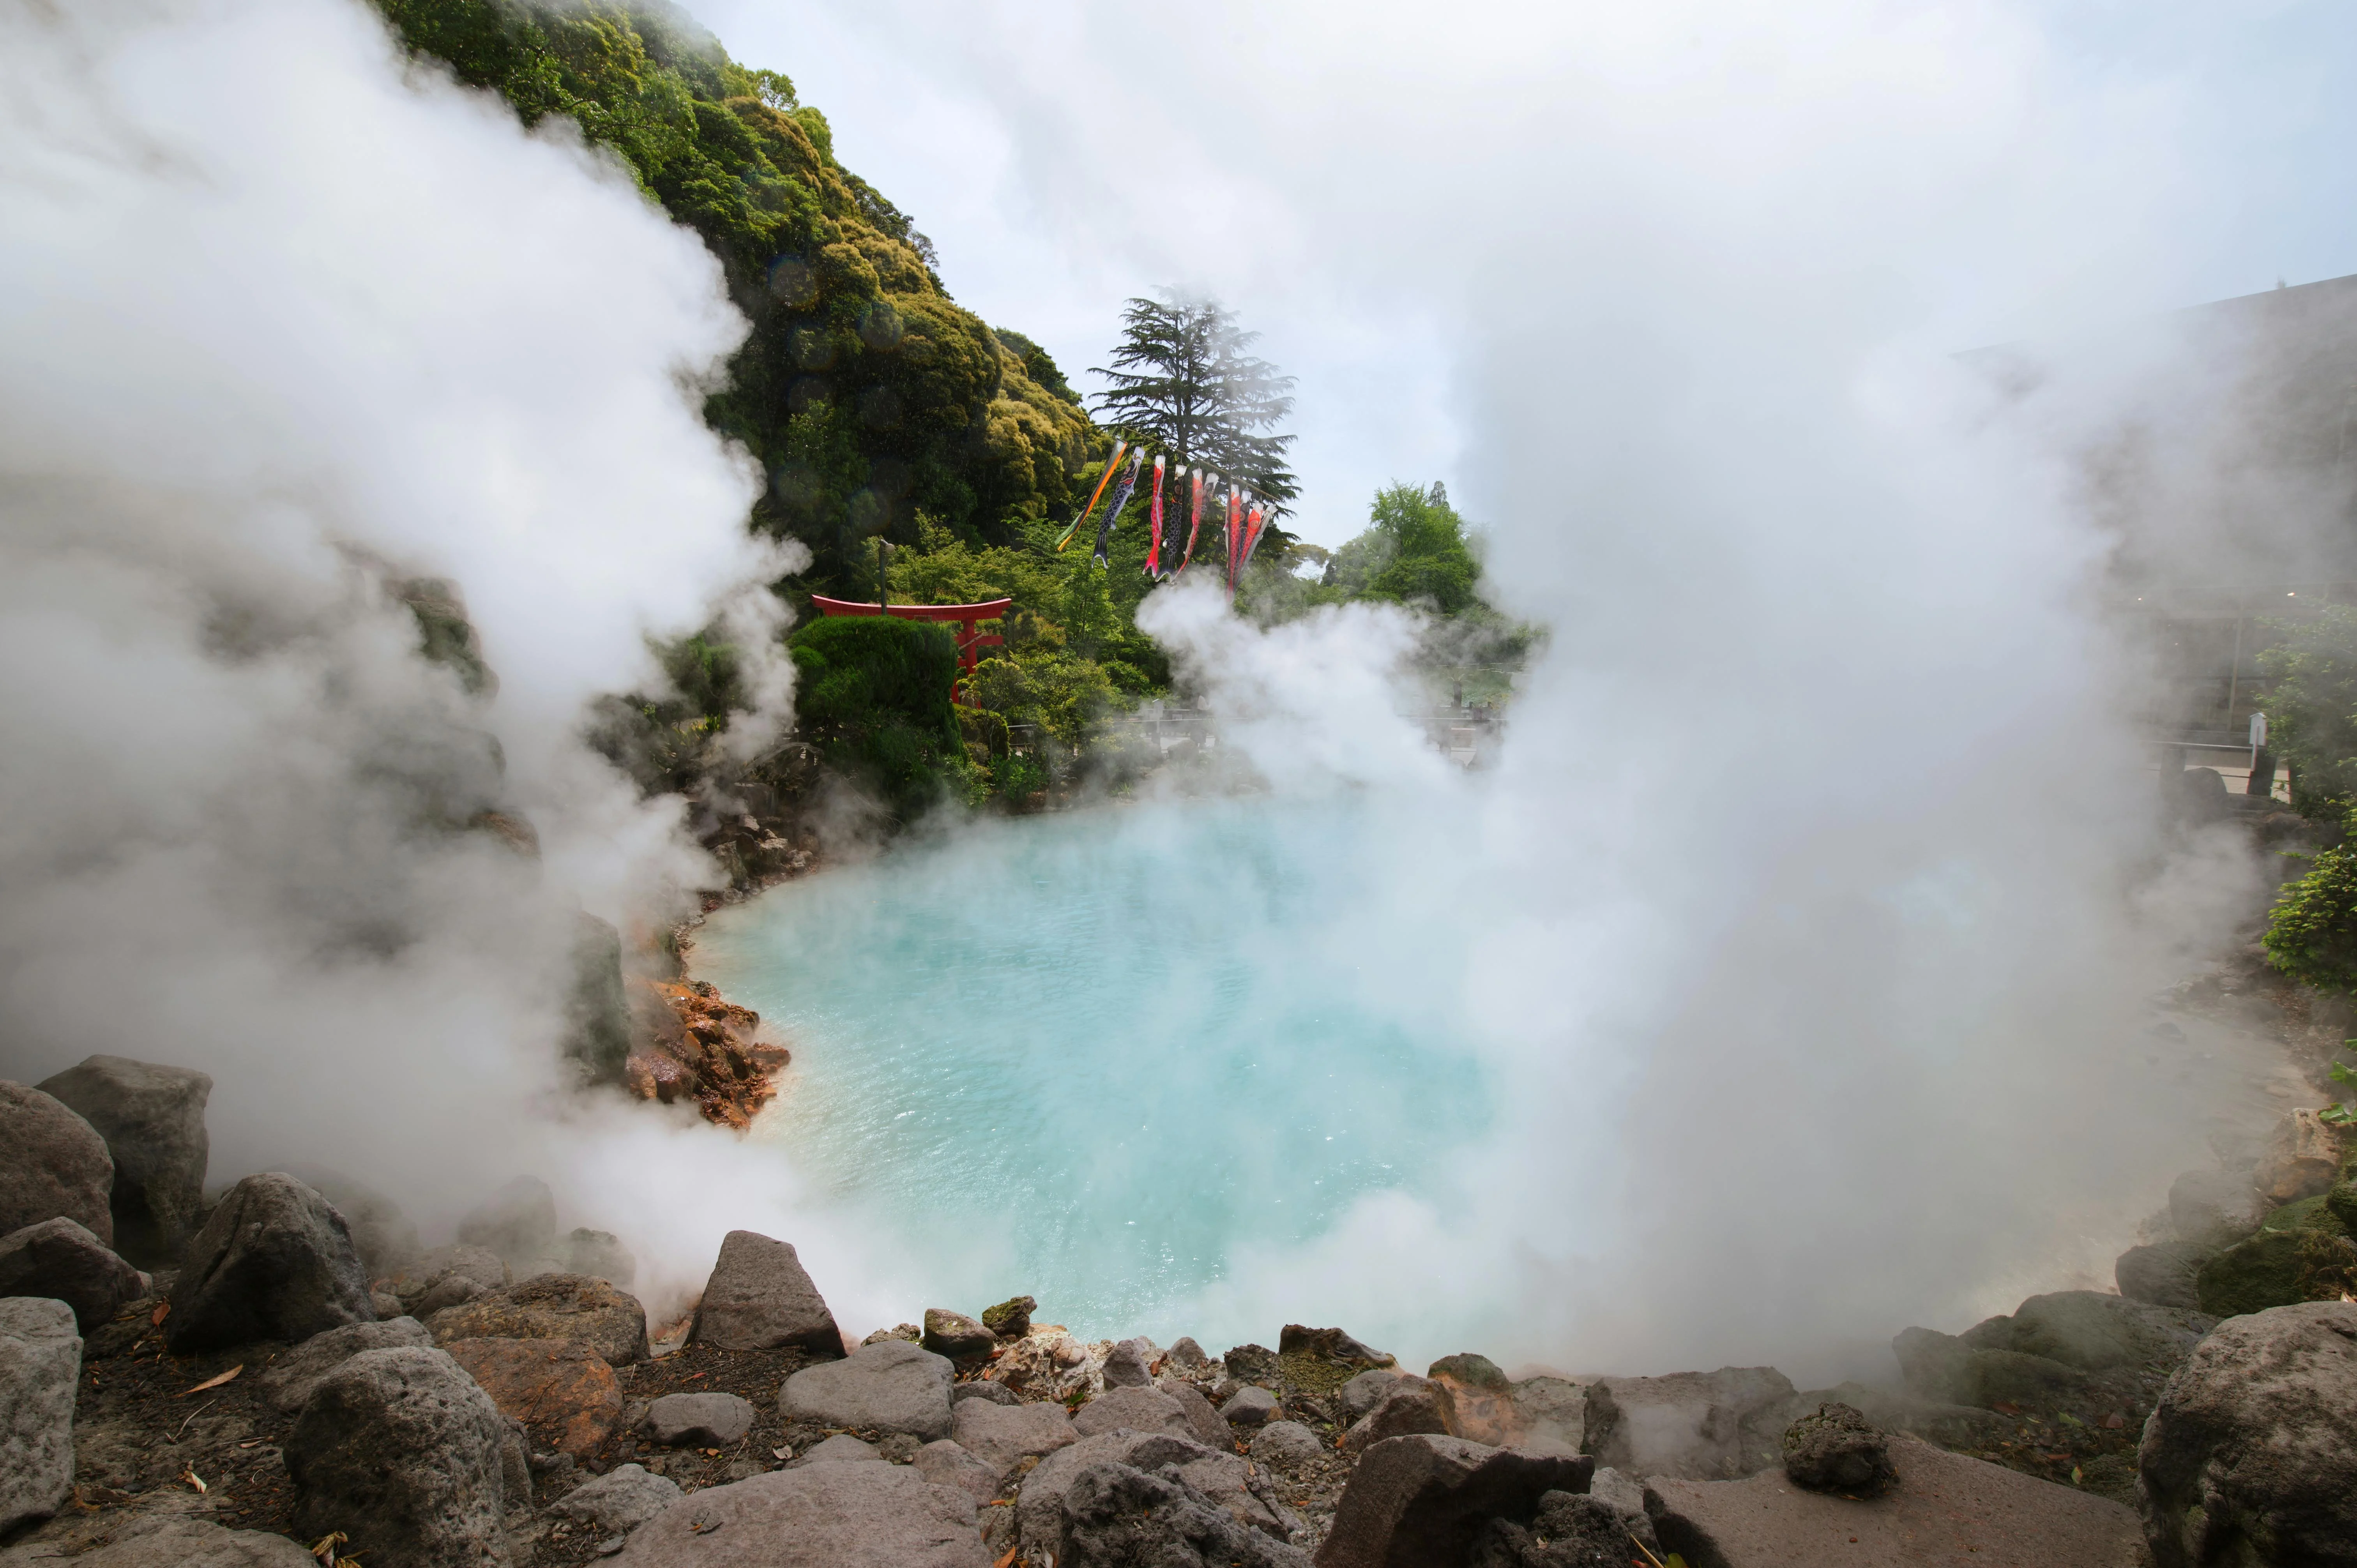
[35,1056,211,1267]
[167,1173,374,1354]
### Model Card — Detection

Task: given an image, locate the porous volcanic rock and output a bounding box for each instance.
[444,1335,622,1459]
[255,1315,433,1413]
[778,1337,952,1439]
[0,1515,316,1566]
[1223,1383,1282,1428]
[1059,1460,1313,1568]
[645,1391,756,1447]
[1253,1420,1324,1470]
[1159,1379,1233,1447]
[0,1217,143,1330]
[1779,1402,1894,1494]
[0,1081,113,1246]
[609,1462,988,1567]
[0,1296,80,1534]
[2138,1300,2357,1568]
[1341,1376,1451,1452]
[1473,1490,1661,1568]
[689,1230,841,1356]
[426,1271,648,1366]
[285,1346,525,1568]
[1072,1384,1195,1440]
[1100,1337,1154,1387]
[36,1056,210,1266]
[167,1172,374,1353]
[2254,1107,2340,1203]
[981,1294,1035,1340]
[1315,1434,1590,1568]
[547,1462,682,1536]
[2117,1240,2215,1310]
[913,1438,1001,1504]
[1019,1430,1305,1561]
[1645,1432,2142,1568]
[1281,1324,1393,1366]
[391,1243,509,1315]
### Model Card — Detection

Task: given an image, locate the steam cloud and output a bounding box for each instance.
[0,0,919,1326]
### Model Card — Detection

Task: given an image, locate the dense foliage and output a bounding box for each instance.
[2258,606,2357,817]
[1090,293,1299,512]
[786,617,968,821]
[2262,819,2357,991]
[372,0,1099,595]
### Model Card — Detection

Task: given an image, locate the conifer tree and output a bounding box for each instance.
[1090,293,1299,511]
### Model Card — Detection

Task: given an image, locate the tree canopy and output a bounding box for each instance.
[1090,293,1298,512]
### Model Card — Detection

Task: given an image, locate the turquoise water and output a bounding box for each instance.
[691,795,1492,1337]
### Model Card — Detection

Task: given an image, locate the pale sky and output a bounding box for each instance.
[696,0,2357,547]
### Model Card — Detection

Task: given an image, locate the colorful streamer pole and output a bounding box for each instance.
[1056,438,1128,552]
[1223,487,1244,597]
[1146,456,1169,577]
[1092,447,1147,566]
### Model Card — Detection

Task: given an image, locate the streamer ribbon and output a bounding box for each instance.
[1146,456,1169,578]
[1092,447,1147,566]
[1057,438,1128,552]
[1177,470,1209,574]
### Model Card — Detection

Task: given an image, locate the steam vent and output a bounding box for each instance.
[7,0,2357,1561]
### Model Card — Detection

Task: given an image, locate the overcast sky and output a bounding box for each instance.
[696,0,2357,547]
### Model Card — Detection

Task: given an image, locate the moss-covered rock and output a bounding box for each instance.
[2196,1195,2357,1317]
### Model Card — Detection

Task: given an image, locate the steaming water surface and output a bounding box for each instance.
[693,795,1491,1338]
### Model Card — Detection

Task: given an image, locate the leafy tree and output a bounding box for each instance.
[1327,482,1480,614]
[787,616,970,819]
[2260,605,2357,817]
[1090,293,1298,514]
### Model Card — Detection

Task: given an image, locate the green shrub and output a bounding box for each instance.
[2262,816,2357,991]
[788,616,966,821]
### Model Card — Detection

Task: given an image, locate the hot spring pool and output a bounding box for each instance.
[690,795,1492,1338]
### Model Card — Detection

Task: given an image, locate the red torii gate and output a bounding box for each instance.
[808,594,1012,705]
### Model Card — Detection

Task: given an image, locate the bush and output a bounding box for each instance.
[788,616,967,821]
[2263,816,2357,991]
[2258,605,2357,816]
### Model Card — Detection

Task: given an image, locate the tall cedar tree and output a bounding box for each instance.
[1090,294,1300,516]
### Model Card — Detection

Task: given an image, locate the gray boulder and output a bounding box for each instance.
[1581,1366,1799,1481]
[0,1217,143,1330]
[548,1462,682,1536]
[0,1515,315,1566]
[1779,1402,1893,1494]
[36,1056,210,1266]
[1019,1429,1303,1560]
[914,1438,1002,1503]
[646,1391,755,1446]
[458,1176,558,1270]
[610,1462,989,1566]
[390,1243,508,1315]
[800,1433,882,1463]
[0,1081,113,1247]
[562,1227,636,1289]
[779,1338,952,1439]
[1959,1290,2214,1373]
[1342,1375,1452,1453]
[950,1393,1077,1479]
[1890,1328,2091,1411]
[1101,1338,1154,1387]
[1316,1434,1590,1568]
[1339,1368,1403,1422]
[0,1296,79,1534]
[1161,1379,1234,1448]
[2117,1240,2215,1310]
[690,1230,842,1356]
[255,1315,433,1413]
[1072,1383,1194,1439]
[1222,1383,1280,1427]
[921,1307,996,1360]
[1472,1490,1659,1567]
[167,1172,374,1353]
[1252,1420,1325,1470]
[953,1378,1018,1406]
[2170,1169,2266,1247]
[286,1346,523,1568]
[1059,1460,1313,1568]
[2138,1300,2357,1568]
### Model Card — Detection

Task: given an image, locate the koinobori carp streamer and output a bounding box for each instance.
[1092,446,1147,566]
[1147,456,1169,578]
[1057,437,1128,552]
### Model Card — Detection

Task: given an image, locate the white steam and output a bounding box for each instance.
[0,0,916,1326]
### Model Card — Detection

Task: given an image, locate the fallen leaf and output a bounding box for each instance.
[771,1446,791,1461]
[182,1468,207,1494]
[182,1365,243,1396]
[2072,1465,2085,1486]
[703,1448,721,1457]
[1990,1401,2022,1416]
[151,1302,170,1327]
[310,1532,347,1565]
[993,1549,1018,1568]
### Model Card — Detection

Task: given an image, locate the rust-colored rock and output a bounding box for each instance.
[624,977,790,1132]
[444,1336,621,1459]
[2256,1108,2342,1203]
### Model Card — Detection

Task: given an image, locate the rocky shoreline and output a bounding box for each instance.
[2,936,2355,1563]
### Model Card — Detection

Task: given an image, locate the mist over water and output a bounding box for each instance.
[695,795,1493,1341]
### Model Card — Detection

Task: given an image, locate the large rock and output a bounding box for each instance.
[1281,1324,1393,1366]
[1339,1368,1402,1422]
[0,1296,79,1534]
[2194,1195,2357,1317]
[1072,1383,1195,1439]
[1019,1429,1304,1560]
[1223,1383,1283,1428]
[779,1337,952,1439]
[548,1462,682,1536]
[254,1316,433,1413]
[1059,1460,1313,1568]
[1645,1432,2143,1567]
[1342,1375,1452,1452]
[1504,1376,1587,1457]
[913,1438,1002,1504]
[444,1335,622,1459]
[1253,1420,1324,1470]
[646,1391,756,1447]
[425,1272,648,1365]
[609,1462,988,1567]
[167,1172,374,1353]
[1891,1327,2092,1411]
[921,1307,996,1360]
[1472,1490,1660,1568]
[2117,1240,2216,1310]
[980,1294,1034,1340]
[390,1243,508,1315]
[2137,1300,2357,1567]
[0,1217,143,1330]
[1958,1290,2214,1373]
[286,1346,524,1568]
[0,1515,315,1566]
[689,1230,841,1356]
[2254,1107,2340,1202]
[2170,1169,2266,1247]
[562,1227,636,1289]
[0,1081,113,1246]
[36,1056,210,1266]
[1580,1366,1800,1480]
[1315,1434,1590,1568]
[1100,1338,1153,1387]
[1160,1378,1234,1448]
[458,1175,558,1270]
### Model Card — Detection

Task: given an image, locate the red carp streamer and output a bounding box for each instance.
[1223,487,1244,597]
[1057,437,1128,552]
[1146,455,1169,577]
[1239,500,1270,579]
[1177,470,1210,574]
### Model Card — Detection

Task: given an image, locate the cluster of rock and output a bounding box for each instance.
[620,980,790,1132]
[4,1057,2355,1567]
